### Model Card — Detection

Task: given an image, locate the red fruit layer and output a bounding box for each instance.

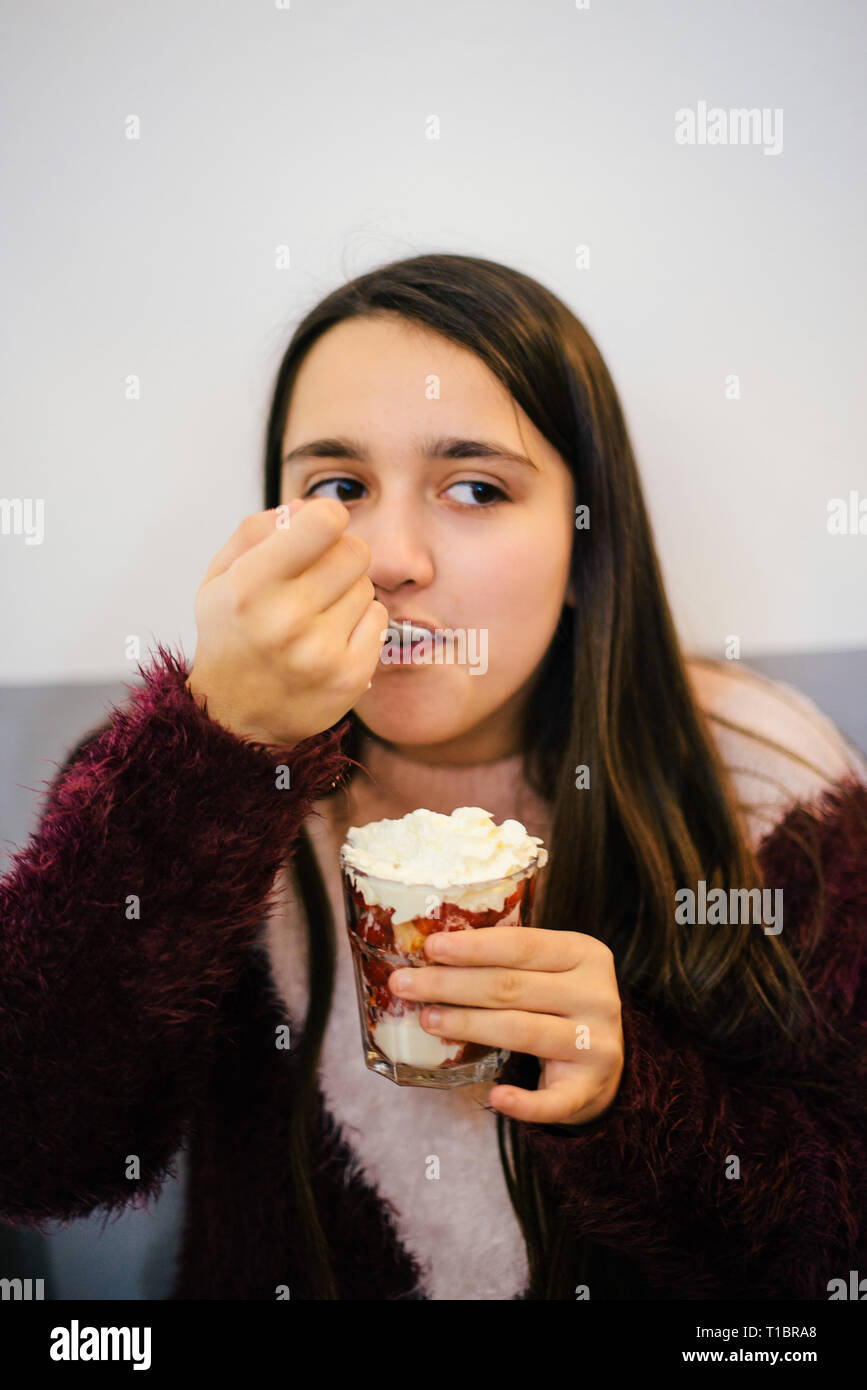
[349,937,502,1069]
[344,870,537,1069]
[342,875,534,956]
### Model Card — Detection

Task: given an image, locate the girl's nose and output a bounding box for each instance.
[360,502,436,593]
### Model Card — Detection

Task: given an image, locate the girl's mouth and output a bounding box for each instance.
[381,621,439,667]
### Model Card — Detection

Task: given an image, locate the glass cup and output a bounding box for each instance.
[338,847,545,1087]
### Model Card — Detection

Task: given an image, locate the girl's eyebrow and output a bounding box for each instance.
[283,435,540,472]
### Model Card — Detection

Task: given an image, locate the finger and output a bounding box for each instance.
[284,528,375,619]
[201,505,304,585]
[231,495,354,595]
[389,963,577,1017]
[312,577,388,658]
[423,925,593,972]
[420,1007,594,1064]
[487,1078,598,1126]
[344,594,390,659]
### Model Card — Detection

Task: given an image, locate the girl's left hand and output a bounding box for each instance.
[388,927,625,1127]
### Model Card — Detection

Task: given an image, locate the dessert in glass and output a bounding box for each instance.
[339,806,548,1088]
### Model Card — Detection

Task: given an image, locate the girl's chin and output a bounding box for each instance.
[355,697,471,749]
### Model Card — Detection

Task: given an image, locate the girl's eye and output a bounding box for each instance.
[302,477,508,508]
[444,480,508,509]
[303,477,364,504]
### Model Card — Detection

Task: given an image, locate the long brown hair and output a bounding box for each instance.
[261,253,858,1299]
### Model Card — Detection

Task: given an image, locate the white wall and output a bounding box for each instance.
[1,0,865,684]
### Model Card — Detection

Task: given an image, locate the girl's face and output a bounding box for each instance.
[280,313,575,764]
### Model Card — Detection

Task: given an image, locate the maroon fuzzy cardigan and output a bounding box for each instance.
[1,645,865,1299]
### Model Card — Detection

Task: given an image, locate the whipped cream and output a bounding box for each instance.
[340,806,547,924]
[371,1014,464,1067]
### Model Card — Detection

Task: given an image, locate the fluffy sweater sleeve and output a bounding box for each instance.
[0,642,352,1227]
[502,775,867,1299]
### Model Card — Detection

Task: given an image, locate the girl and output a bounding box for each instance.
[2,254,865,1300]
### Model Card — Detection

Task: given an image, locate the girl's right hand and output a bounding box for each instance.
[185,497,388,752]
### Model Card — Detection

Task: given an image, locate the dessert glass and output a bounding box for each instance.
[338,849,544,1088]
